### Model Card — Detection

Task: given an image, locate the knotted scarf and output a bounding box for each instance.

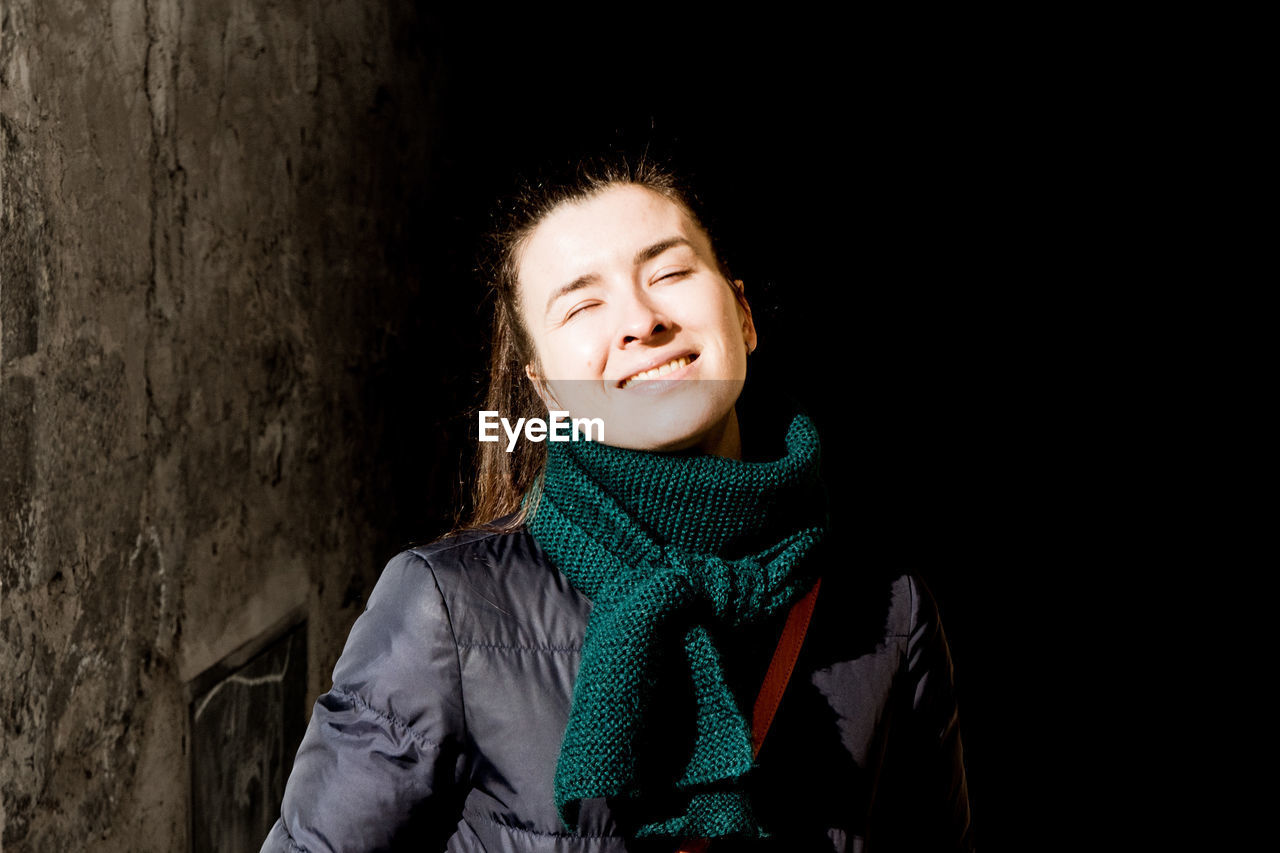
[525,405,829,841]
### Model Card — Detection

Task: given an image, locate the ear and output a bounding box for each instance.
[525,363,559,409]
[733,279,758,354]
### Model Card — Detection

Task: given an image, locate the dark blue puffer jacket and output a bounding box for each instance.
[262,524,972,852]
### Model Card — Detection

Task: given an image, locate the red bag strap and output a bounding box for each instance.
[678,576,823,853]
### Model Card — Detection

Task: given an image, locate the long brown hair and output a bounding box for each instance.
[460,155,738,532]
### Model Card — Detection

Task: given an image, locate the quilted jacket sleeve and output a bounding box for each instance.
[262,551,469,852]
[872,575,975,852]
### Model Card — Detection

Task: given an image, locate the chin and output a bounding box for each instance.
[554,381,742,453]
[607,407,734,454]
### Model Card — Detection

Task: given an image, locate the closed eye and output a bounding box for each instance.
[565,302,600,320]
[655,269,691,283]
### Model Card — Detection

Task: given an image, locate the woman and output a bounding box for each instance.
[263,157,973,852]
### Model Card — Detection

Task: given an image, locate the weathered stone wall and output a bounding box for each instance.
[0,1,438,848]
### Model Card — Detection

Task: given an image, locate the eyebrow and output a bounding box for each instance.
[634,236,693,267]
[544,237,695,316]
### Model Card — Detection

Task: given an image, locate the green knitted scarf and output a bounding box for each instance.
[525,406,829,841]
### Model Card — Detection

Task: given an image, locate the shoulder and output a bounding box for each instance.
[394,519,591,649]
[801,565,946,670]
[884,573,945,641]
[400,521,561,604]
[405,520,549,580]
[325,524,568,718]
[808,553,923,631]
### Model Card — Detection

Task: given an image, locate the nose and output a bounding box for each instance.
[615,288,671,348]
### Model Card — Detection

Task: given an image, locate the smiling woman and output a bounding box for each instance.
[262,156,974,852]
[468,158,765,531]
[517,183,756,455]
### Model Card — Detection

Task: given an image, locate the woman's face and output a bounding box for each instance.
[516,184,757,456]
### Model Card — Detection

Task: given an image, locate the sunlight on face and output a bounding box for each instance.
[516,185,757,456]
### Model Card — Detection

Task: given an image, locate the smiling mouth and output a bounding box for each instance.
[618,353,699,389]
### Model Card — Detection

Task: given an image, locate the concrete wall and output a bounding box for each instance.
[0,1,439,848]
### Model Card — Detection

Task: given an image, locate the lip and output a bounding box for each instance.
[615,351,699,389]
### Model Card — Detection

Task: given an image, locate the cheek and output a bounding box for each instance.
[540,331,607,378]
[708,284,746,330]
[706,297,748,348]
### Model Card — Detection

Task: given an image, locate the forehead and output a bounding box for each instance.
[517,185,707,286]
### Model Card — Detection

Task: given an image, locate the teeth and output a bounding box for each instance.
[621,356,691,389]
